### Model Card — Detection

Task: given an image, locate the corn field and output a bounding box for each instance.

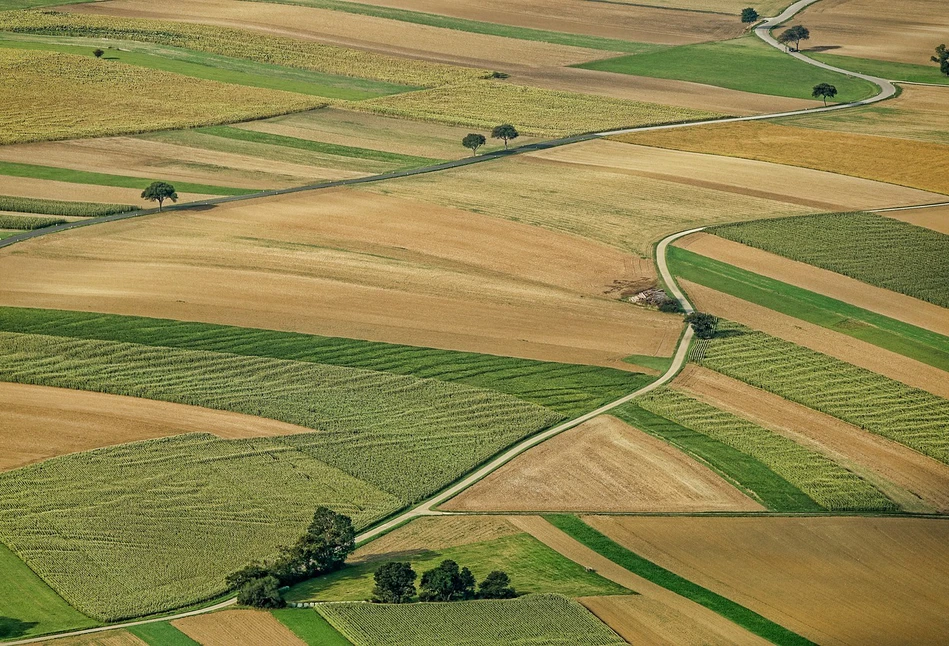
[0,195,134,216]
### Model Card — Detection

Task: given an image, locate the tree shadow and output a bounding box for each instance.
[806,45,842,53]
[0,617,39,639]
[713,328,747,339]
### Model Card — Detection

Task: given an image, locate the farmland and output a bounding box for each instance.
[317,594,626,646]
[710,212,949,307]
[272,609,351,646]
[0,195,133,216]
[172,610,307,646]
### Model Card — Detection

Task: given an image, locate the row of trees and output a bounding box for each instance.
[463,124,520,156]
[372,559,516,603]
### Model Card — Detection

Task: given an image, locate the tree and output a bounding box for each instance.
[462,133,486,156]
[226,561,270,590]
[812,82,838,106]
[93,48,104,58]
[372,562,416,603]
[933,44,949,76]
[684,312,718,339]
[740,8,759,23]
[778,25,809,51]
[478,570,517,599]
[419,560,476,601]
[491,124,519,150]
[237,576,285,608]
[275,507,355,584]
[658,297,681,313]
[141,181,177,212]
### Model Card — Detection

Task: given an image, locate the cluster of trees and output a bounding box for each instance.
[372,559,516,604]
[777,25,810,51]
[462,124,520,156]
[227,507,356,608]
[685,312,718,339]
[934,44,949,76]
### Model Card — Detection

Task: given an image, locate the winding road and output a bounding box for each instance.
[4,1,942,643]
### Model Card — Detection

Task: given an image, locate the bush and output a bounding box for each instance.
[684,312,718,339]
[657,297,681,313]
[741,8,759,23]
[237,576,285,608]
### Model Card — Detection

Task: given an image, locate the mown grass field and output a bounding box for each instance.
[636,389,896,512]
[273,609,351,646]
[577,36,877,102]
[127,622,201,646]
[701,322,949,465]
[318,594,626,646]
[711,213,949,308]
[811,53,949,85]
[0,195,134,216]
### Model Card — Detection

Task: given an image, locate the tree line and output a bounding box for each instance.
[463,124,519,156]
[372,559,516,603]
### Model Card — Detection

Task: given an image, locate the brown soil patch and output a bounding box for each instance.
[0,187,677,367]
[585,515,949,646]
[680,279,949,399]
[678,232,949,336]
[0,382,312,472]
[173,610,305,646]
[612,121,949,196]
[443,415,762,513]
[352,516,520,562]
[41,632,147,646]
[509,516,770,646]
[0,176,213,207]
[797,0,949,65]
[884,204,949,235]
[676,365,949,513]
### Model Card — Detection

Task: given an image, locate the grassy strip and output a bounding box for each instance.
[577,36,878,102]
[0,307,650,418]
[0,194,134,216]
[128,622,201,646]
[0,214,65,230]
[0,230,18,240]
[273,609,352,646]
[0,0,93,8]
[811,53,949,85]
[0,161,258,196]
[613,403,822,512]
[667,246,949,372]
[710,212,949,308]
[545,515,816,646]
[197,125,442,167]
[240,0,662,54]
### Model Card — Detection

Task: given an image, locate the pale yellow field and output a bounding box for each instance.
[37,632,146,646]
[173,610,305,646]
[352,516,521,562]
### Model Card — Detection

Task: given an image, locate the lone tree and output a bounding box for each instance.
[478,570,517,599]
[237,575,285,609]
[933,44,949,76]
[141,181,177,212]
[740,8,759,23]
[777,25,809,51]
[419,560,476,601]
[93,48,105,58]
[491,124,519,150]
[372,562,416,603]
[462,133,486,156]
[684,312,718,339]
[812,82,838,105]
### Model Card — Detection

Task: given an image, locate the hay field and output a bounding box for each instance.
[585,516,949,646]
[0,188,679,366]
[613,122,949,195]
[442,416,762,513]
[796,0,949,65]
[173,610,306,646]
[885,205,949,235]
[0,48,323,145]
[0,382,313,472]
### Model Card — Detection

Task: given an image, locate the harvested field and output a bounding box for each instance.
[353,516,520,560]
[38,632,147,646]
[676,233,949,336]
[0,382,313,472]
[173,610,306,646]
[680,279,949,399]
[442,416,762,513]
[585,516,949,646]
[0,188,679,367]
[0,175,214,206]
[509,516,770,646]
[796,0,949,65]
[613,121,949,195]
[884,205,949,235]
[676,365,949,513]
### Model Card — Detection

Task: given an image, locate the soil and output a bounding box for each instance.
[172,610,306,646]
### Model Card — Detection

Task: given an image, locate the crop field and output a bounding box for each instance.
[710,212,949,308]
[126,623,200,646]
[443,415,762,513]
[584,516,949,646]
[636,387,896,512]
[272,609,351,646]
[811,52,949,85]
[36,633,148,646]
[701,322,949,465]
[885,204,949,235]
[613,121,949,195]
[0,213,63,230]
[172,610,306,646]
[0,195,133,216]
[318,594,626,646]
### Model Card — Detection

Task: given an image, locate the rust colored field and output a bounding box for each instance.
[442,415,761,513]
[510,516,769,646]
[173,610,305,646]
[0,176,213,208]
[0,187,677,367]
[884,205,949,235]
[39,631,147,646]
[353,516,521,562]
[797,0,949,65]
[613,121,949,195]
[0,382,312,472]
[677,233,949,337]
[585,516,949,646]
[675,365,949,513]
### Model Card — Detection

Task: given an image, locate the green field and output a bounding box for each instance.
[0,230,17,240]
[128,622,201,646]
[811,53,949,85]
[668,246,949,372]
[0,214,64,230]
[701,322,949,464]
[710,212,949,308]
[577,36,878,102]
[637,388,896,511]
[287,532,629,602]
[0,161,258,197]
[274,609,352,646]
[0,542,96,640]
[546,516,815,646]
[0,195,134,216]
[317,594,626,646]
[0,308,651,417]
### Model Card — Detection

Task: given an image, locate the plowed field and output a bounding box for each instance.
[173,610,306,646]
